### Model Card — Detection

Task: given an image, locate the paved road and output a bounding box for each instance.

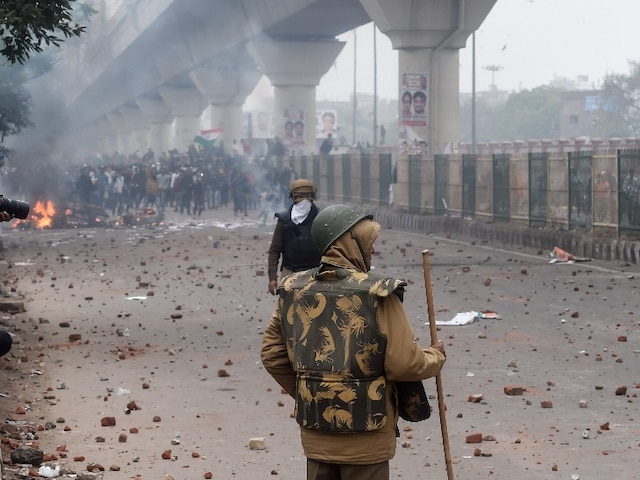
[1,203,639,479]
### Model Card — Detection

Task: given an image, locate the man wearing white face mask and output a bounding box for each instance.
[267,179,321,295]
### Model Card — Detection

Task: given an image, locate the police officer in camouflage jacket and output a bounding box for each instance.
[261,204,446,480]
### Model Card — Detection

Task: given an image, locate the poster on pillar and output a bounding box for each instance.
[399,72,429,156]
[283,107,305,153]
[250,110,274,139]
[316,110,338,139]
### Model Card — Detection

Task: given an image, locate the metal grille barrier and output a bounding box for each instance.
[529,153,548,227]
[274,148,640,239]
[618,149,640,236]
[568,152,593,230]
[462,154,477,219]
[493,154,510,223]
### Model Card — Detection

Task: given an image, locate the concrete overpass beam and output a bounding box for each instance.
[247,37,345,154]
[189,65,262,151]
[361,0,496,153]
[157,85,207,152]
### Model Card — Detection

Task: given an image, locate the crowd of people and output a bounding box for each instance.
[59,144,300,222]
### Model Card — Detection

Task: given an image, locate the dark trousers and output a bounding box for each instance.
[307,459,389,480]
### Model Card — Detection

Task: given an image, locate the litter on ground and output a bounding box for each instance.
[549,246,591,264]
[432,311,501,326]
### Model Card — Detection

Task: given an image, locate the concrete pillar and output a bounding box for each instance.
[118,105,151,156]
[106,111,129,155]
[93,117,112,157]
[361,0,497,154]
[247,37,345,154]
[189,64,262,151]
[157,85,206,152]
[136,96,173,154]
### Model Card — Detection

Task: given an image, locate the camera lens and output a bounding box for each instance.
[0,197,30,219]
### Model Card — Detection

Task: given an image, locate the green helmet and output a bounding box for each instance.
[311,204,373,254]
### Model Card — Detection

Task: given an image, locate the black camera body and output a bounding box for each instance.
[0,196,29,219]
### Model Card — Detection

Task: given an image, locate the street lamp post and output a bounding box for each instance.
[483,64,503,90]
[472,32,476,154]
[352,29,357,147]
[373,23,378,151]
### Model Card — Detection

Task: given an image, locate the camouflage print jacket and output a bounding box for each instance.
[278,267,402,433]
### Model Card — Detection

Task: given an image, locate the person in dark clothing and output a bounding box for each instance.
[319,133,333,156]
[230,168,250,216]
[0,330,11,357]
[76,166,94,204]
[192,173,205,216]
[270,137,286,157]
[0,212,15,358]
[267,179,321,295]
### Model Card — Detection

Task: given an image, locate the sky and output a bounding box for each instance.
[316,0,640,101]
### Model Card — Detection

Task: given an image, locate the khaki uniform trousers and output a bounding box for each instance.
[307,459,389,480]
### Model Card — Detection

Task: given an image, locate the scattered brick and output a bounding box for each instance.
[466,433,483,443]
[100,416,116,426]
[615,386,627,396]
[504,386,524,396]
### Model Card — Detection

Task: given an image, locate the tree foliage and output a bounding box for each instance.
[601,60,640,136]
[0,0,86,65]
[0,1,89,157]
[0,65,33,142]
[459,87,562,143]
[502,86,562,140]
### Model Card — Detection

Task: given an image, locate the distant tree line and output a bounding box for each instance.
[459,62,640,143]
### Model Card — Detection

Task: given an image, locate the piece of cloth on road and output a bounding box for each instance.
[549,246,591,264]
[433,310,501,326]
[434,311,478,326]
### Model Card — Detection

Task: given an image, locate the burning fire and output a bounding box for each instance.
[13,199,56,229]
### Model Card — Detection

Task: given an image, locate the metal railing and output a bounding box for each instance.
[271,147,640,238]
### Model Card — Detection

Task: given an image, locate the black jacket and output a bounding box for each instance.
[275,203,321,272]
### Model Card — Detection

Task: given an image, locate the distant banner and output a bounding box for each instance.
[399,72,429,155]
[316,110,338,138]
[284,107,305,149]
[250,110,273,139]
[400,73,428,127]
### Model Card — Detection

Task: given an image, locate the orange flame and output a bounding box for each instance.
[13,199,56,229]
[34,200,56,228]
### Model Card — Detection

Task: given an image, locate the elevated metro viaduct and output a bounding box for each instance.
[46,0,496,157]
